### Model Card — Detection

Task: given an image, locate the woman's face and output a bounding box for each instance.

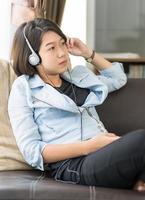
[38,31,71,75]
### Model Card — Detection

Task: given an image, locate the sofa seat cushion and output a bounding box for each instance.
[0,171,144,200]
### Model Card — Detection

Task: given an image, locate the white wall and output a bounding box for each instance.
[61,0,87,67]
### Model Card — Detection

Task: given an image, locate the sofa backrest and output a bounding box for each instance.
[0,59,32,170]
[97,79,145,136]
[1,59,145,169]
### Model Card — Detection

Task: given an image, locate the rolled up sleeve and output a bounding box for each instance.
[98,62,127,93]
[8,79,47,171]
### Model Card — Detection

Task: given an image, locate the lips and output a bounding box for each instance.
[59,60,67,65]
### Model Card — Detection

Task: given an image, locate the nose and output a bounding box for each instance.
[57,47,66,58]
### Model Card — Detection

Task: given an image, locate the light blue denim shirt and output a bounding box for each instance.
[8,63,127,171]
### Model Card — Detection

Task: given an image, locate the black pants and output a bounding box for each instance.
[47,129,145,189]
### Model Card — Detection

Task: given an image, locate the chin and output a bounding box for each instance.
[59,67,68,74]
[61,64,71,72]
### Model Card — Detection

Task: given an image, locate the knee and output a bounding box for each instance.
[134,129,145,135]
[126,129,145,143]
[121,129,145,154]
[133,129,145,134]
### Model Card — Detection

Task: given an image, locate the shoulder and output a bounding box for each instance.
[71,65,93,74]
[71,65,99,81]
[63,65,95,81]
[9,75,31,100]
[8,75,33,108]
[11,75,29,90]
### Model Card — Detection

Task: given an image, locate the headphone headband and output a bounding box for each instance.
[23,25,41,66]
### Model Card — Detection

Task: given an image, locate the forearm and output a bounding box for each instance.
[83,48,112,71]
[42,142,88,163]
[42,134,119,164]
[91,52,112,70]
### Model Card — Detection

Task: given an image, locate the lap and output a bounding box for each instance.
[80,129,145,187]
[49,129,145,188]
[83,129,145,168]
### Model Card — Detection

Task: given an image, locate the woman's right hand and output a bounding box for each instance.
[83,133,120,155]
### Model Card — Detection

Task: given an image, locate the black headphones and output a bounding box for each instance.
[23,25,41,66]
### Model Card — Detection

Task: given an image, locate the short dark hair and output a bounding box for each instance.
[11,18,67,76]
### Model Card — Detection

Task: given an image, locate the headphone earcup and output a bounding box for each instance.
[28,52,41,66]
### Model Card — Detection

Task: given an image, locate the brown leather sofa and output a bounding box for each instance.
[1,59,145,200]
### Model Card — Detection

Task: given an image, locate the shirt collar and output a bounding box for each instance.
[28,65,89,89]
[28,74,45,88]
[27,65,107,113]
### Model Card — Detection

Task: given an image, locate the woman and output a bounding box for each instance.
[8,18,145,191]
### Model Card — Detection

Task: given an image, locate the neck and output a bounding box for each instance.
[45,74,62,87]
[37,65,62,87]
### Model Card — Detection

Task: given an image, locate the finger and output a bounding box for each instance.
[66,37,70,47]
[68,38,74,48]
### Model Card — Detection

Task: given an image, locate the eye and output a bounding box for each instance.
[47,46,55,51]
[61,40,66,46]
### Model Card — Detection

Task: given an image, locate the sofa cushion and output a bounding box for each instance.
[0,59,32,170]
[97,79,145,135]
[0,170,145,200]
